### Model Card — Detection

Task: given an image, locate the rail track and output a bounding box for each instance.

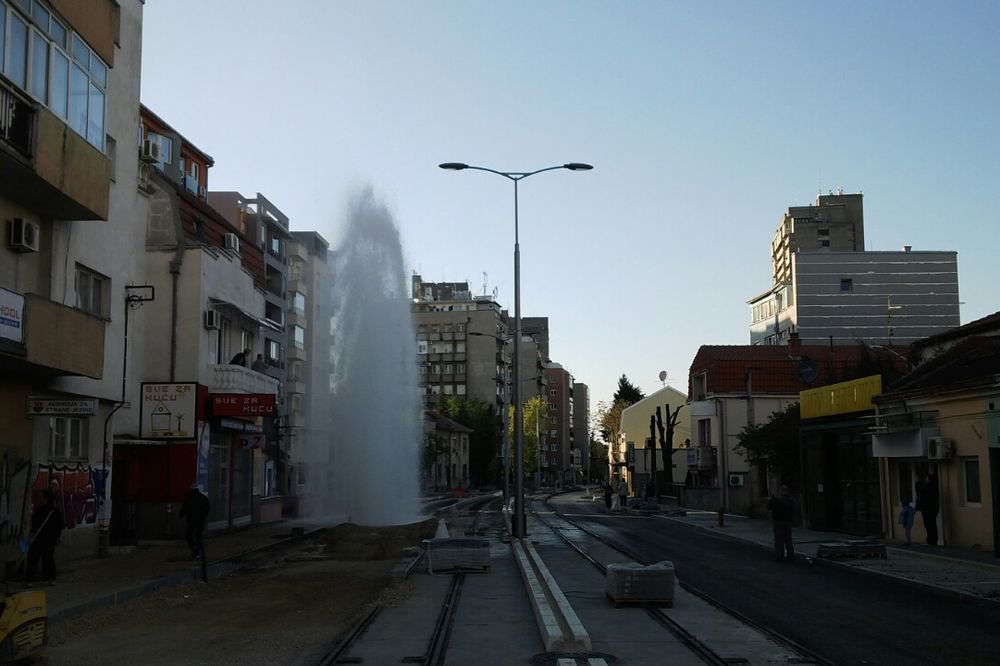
[536,498,834,666]
[317,494,501,665]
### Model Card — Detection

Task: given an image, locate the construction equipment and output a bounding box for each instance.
[0,590,47,662]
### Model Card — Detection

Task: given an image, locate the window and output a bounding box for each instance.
[147,133,172,165]
[443,385,454,395]
[455,364,465,374]
[698,418,711,447]
[456,384,466,396]
[293,325,305,350]
[443,364,452,374]
[240,329,254,354]
[49,416,88,459]
[292,292,306,315]
[269,233,282,257]
[266,339,282,365]
[2,2,107,150]
[75,264,108,317]
[455,323,465,333]
[840,278,853,292]
[417,341,428,354]
[964,458,981,504]
[456,342,465,353]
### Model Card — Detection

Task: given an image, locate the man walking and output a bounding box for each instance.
[767,485,795,562]
[617,475,628,512]
[179,483,211,558]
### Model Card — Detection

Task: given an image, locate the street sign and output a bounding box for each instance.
[27,397,97,416]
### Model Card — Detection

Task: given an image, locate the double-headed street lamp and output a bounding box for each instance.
[439,161,593,538]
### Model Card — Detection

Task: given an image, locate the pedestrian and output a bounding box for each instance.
[767,485,795,562]
[617,475,628,512]
[229,348,250,366]
[603,481,613,510]
[915,470,940,545]
[898,499,915,546]
[251,353,267,372]
[179,483,211,558]
[24,489,64,586]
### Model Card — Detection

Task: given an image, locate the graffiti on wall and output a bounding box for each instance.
[0,455,31,563]
[32,463,97,529]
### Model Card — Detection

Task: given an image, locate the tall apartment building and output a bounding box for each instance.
[749,193,960,346]
[411,274,510,409]
[1,0,144,559]
[571,381,590,482]
[285,230,331,508]
[542,363,573,485]
[522,316,550,362]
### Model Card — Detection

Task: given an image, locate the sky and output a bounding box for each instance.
[141,1,1000,415]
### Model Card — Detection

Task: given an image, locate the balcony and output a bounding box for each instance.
[286,379,305,395]
[208,365,280,395]
[287,345,307,363]
[20,294,105,378]
[0,77,109,220]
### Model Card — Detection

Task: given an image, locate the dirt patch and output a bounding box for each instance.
[40,521,439,665]
[325,518,437,561]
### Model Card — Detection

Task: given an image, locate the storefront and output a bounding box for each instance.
[800,375,884,536]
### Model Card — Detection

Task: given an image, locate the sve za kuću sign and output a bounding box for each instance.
[211,394,276,417]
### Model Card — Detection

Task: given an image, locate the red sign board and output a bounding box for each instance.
[211,394,275,416]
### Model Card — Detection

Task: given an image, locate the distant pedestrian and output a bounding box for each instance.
[251,353,267,372]
[25,490,63,585]
[179,483,211,558]
[229,348,250,366]
[767,485,795,562]
[898,499,915,546]
[915,470,940,545]
[604,482,613,509]
[617,476,628,512]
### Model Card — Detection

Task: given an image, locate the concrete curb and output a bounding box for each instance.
[50,526,326,622]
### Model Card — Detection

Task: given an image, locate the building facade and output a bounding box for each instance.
[572,381,590,482]
[542,363,573,485]
[1,0,143,560]
[749,193,960,346]
[619,386,691,498]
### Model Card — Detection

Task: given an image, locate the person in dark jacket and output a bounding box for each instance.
[229,348,250,367]
[603,482,613,509]
[767,485,795,562]
[915,470,940,546]
[179,484,211,558]
[25,490,64,585]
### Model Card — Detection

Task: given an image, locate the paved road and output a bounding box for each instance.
[550,495,1000,666]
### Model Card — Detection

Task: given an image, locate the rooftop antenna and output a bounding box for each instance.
[482,271,488,297]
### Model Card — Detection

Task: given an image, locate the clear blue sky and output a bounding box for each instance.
[142,1,1000,414]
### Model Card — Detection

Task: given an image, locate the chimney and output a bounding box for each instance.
[903,245,912,252]
[788,331,801,355]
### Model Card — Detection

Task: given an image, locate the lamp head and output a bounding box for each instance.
[563,163,593,171]
[439,162,468,171]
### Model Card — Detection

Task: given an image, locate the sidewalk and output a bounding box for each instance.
[607,497,1000,604]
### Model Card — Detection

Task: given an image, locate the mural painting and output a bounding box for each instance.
[32,463,98,529]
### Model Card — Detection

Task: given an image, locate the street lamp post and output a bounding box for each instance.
[439,162,592,539]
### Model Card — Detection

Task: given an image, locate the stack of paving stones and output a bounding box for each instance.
[605,560,676,607]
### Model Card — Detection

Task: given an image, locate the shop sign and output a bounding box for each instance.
[800,375,882,419]
[219,418,264,433]
[1,288,24,343]
[211,393,275,416]
[27,397,97,416]
[140,382,197,439]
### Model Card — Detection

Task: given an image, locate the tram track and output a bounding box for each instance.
[537,498,834,666]
[316,494,500,665]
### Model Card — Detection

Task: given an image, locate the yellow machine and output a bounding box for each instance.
[0,591,47,662]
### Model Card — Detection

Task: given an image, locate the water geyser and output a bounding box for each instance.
[305,187,421,526]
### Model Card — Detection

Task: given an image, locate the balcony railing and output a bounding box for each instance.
[208,365,280,395]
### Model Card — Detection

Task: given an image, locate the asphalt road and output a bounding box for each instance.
[549,495,1000,666]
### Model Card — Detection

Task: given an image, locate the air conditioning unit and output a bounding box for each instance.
[140,139,160,163]
[223,233,240,253]
[728,474,745,487]
[204,309,221,330]
[927,437,954,460]
[8,218,39,252]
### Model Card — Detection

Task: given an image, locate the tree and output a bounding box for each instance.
[507,395,552,482]
[595,398,629,466]
[734,403,801,489]
[589,433,609,483]
[440,396,501,488]
[614,374,645,406]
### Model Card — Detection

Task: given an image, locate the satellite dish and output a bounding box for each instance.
[658,370,667,382]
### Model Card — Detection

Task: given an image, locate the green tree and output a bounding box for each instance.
[422,432,450,473]
[440,396,501,487]
[614,374,645,406]
[507,396,552,481]
[595,399,628,462]
[734,403,801,488]
[589,433,609,483]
